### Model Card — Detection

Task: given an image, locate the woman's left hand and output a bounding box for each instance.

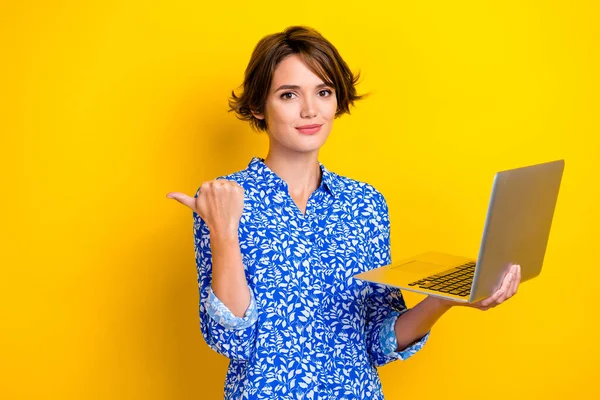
[466,263,521,311]
[436,263,521,311]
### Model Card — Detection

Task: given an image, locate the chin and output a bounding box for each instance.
[295,137,329,152]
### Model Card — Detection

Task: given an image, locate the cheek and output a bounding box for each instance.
[321,98,337,120]
[267,102,297,125]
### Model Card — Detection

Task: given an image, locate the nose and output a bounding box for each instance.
[300,97,317,119]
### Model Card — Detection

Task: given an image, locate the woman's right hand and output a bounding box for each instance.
[166,179,245,238]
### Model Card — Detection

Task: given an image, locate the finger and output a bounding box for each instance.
[507,264,519,297]
[166,192,195,210]
[478,290,503,308]
[470,300,483,309]
[472,266,513,308]
[510,264,521,296]
[481,272,512,307]
[469,265,517,308]
[503,264,518,301]
[495,266,518,303]
[479,273,512,308]
[503,264,518,291]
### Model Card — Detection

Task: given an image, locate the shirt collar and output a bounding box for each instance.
[247,156,341,198]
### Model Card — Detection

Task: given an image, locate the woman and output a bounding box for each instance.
[167,26,521,399]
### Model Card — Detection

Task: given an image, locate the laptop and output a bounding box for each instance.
[354,159,565,303]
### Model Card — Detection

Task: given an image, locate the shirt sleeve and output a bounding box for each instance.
[193,186,258,361]
[364,190,430,367]
[206,286,258,330]
[379,309,430,359]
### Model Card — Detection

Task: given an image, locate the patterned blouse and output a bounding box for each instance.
[193,156,430,399]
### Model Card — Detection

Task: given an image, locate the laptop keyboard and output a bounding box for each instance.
[408,261,476,297]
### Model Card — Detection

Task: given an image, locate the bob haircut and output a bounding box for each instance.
[228,26,366,132]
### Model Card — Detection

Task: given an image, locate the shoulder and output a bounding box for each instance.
[332,172,388,211]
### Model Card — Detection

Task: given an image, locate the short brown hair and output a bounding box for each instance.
[228,26,366,132]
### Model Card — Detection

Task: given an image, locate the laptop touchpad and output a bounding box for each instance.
[392,260,450,278]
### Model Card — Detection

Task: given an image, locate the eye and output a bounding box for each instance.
[318,89,333,97]
[280,92,296,100]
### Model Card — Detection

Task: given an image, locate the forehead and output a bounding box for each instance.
[271,54,325,86]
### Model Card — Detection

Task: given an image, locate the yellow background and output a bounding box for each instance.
[1,1,598,399]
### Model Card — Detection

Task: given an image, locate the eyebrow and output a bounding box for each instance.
[274,83,332,92]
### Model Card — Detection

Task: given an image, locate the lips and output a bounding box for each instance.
[295,124,322,135]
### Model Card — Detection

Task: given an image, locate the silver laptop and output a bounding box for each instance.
[355,159,565,303]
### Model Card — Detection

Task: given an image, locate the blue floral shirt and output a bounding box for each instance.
[193,156,430,399]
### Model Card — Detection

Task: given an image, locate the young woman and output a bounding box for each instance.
[167,26,521,400]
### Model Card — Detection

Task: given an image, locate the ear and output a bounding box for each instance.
[251,110,265,120]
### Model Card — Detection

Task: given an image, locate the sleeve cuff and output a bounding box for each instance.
[206,287,258,330]
[380,309,431,360]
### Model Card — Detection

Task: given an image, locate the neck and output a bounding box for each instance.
[263,149,321,197]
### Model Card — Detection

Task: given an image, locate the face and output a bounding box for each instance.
[252,54,337,155]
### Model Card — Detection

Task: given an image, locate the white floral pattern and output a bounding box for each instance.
[193,156,430,399]
[208,287,259,330]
